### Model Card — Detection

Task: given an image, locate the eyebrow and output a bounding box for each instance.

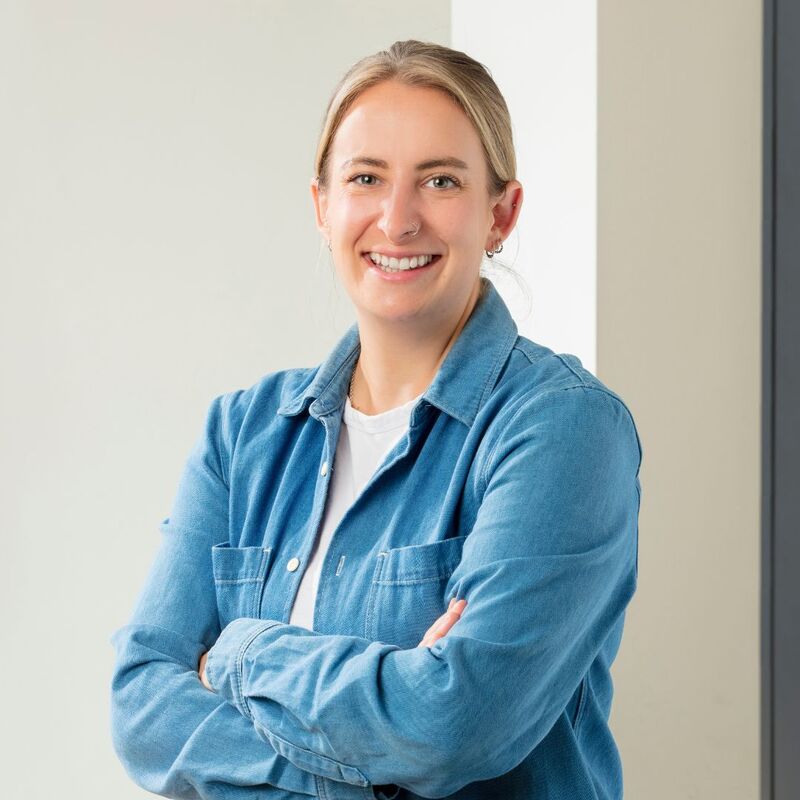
[340,156,470,171]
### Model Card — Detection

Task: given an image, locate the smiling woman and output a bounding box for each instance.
[310,78,521,342]
[109,39,642,800]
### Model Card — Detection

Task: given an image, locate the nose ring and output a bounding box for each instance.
[407,221,421,237]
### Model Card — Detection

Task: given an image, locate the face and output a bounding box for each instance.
[311,80,522,328]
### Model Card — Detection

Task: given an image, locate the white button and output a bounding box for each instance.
[320,461,328,476]
[287,557,300,572]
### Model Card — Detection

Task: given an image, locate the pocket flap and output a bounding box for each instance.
[211,541,271,583]
[379,535,467,583]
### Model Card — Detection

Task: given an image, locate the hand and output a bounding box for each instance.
[417,597,467,648]
[198,649,214,691]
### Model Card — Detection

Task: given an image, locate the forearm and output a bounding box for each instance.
[204,620,441,794]
[110,622,318,800]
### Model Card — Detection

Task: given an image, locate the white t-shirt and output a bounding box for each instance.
[288,390,425,630]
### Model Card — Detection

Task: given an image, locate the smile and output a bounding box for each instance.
[366,252,439,271]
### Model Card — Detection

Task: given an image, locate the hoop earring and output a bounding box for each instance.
[485,240,503,259]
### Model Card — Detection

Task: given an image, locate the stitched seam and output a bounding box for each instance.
[473,326,518,422]
[376,571,457,586]
[553,353,589,384]
[364,553,388,639]
[573,674,590,737]
[262,726,370,784]
[214,392,231,490]
[234,621,281,719]
[384,537,466,555]
[511,339,546,365]
[250,547,268,616]
[315,343,360,415]
[256,548,272,617]
[268,728,357,769]
[379,537,467,583]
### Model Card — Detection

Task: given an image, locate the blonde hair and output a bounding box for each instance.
[314,40,517,199]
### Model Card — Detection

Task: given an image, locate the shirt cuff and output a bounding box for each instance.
[204,617,282,716]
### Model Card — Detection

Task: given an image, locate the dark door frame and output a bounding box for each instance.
[762,1,799,797]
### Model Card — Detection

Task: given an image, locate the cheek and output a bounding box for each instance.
[436,201,489,243]
[330,194,375,230]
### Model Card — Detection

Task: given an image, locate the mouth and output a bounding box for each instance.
[362,251,443,274]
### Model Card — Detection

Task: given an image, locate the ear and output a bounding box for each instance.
[310,176,330,241]
[486,180,523,251]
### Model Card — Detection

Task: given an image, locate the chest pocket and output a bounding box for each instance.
[211,542,273,628]
[365,535,467,649]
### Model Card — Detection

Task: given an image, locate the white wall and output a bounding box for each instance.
[452,0,598,372]
[0,3,450,797]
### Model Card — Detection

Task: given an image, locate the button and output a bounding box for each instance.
[320,461,328,476]
[287,557,300,572]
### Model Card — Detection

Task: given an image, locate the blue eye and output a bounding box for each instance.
[350,174,378,186]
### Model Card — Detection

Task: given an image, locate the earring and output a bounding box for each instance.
[485,240,503,259]
[327,240,332,251]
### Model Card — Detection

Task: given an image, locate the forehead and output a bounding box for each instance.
[330,81,485,169]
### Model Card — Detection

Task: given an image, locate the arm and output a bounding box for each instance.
[109,394,318,799]
[204,386,643,798]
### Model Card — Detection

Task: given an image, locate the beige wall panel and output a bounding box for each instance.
[598,2,762,797]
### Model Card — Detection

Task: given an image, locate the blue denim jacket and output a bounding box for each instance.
[109,276,642,800]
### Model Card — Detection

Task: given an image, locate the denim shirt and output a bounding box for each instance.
[109,276,642,800]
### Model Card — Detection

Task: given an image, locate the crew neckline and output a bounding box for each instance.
[343,392,424,433]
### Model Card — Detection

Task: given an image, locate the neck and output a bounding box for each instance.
[349,279,483,415]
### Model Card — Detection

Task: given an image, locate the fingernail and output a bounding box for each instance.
[448,598,456,610]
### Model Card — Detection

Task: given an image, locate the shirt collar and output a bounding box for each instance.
[276,276,518,427]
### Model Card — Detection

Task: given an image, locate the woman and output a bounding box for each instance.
[110,40,642,800]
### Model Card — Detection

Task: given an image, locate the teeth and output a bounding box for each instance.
[368,252,435,272]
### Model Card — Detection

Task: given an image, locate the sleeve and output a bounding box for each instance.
[202,386,643,799]
[108,393,319,800]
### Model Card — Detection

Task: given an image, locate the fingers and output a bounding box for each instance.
[417,598,467,648]
[198,650,213,691]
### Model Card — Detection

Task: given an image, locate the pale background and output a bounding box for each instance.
[0,1,762,798]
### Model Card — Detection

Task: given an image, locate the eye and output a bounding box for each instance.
[348,174,379,186]
[426,174,461,189]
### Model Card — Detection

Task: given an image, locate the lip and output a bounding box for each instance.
[362,252,442,281]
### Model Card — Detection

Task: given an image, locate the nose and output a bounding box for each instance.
[376,183,422,243]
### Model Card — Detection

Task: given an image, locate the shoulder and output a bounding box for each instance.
[505,335,629,405]
[479,334,643,478]
[205,363,318,455]
[489,334,635,420]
